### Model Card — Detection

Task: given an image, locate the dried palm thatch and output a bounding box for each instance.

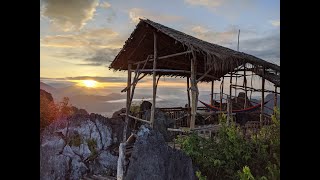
[109,19,280,87]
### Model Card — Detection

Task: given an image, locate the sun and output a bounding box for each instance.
[82,80,98,88]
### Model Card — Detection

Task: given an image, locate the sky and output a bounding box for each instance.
[40,0,280,94]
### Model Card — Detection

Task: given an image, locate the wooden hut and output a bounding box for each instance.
[109,19,280,137]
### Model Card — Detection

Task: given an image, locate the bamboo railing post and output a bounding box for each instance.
[123,63,132,142]
[190,50,198,129]
[211,80,214,106]
[150,32,157,129]
[260,68,265,125]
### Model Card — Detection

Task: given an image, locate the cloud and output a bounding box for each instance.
[189,25,242,46]
[100,1,111,9]
[76,63,103,66]
[240,30,280,64]
[185,0,223,8]
[41,0,99,31]
[41,76,128,83]
[85,48,120,66]
[187,24,279,64]
[129,8,183,24]
[41,28,121,49]
[269,20,280,27]
[184,0,255,19]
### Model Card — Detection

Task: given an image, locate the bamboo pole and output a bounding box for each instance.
[220,77,224,111]
[243,64,248,108]
[187,77,191,107]
[235,75,238,103]
[117,142,127,180]
[211,80,214,106]
[190,50,198,129]
[260,68,265,125]
[229,72,233,99]
[274,85,278,108]
[133,50,192,65]
[150,32,157,128]
[123,64,132,142]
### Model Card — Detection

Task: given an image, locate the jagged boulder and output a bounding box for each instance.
[40,113,124,180]
[124,125,195,180]
[144,109,175,141]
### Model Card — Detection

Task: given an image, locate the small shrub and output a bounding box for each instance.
[86,138,97,152]
[69,133,82,147]
[238,166,255,180]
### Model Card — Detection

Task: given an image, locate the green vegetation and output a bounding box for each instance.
[40,92,79,132]
[86,138,97,152]
[177,108,280,180]
[68,133,82,147]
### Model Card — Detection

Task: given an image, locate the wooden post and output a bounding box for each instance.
[220,77,224,111]
[187,77,191,128]
[235,75,238,103]
[260,68,265,125]
[243,64,248,108]
[190,51,198,129]
[211,80,214,105]
[187,77,191,108]
[227,97,232,125]
[123,64,132,142]
[150,32,157,129]
[117,142,127,180]
[229,72,233,99]
[274,85,278,109]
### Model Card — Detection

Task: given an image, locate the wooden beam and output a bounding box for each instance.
[196,66,214,83]
[133,50,192,65]
[211,80,214,106]
[127,34,146,61]
[128,115,151,124]
[190,50,198,129]
[123,64,132,142]
[121,74,147,92]
[150,32,157,128]
[231,84,279,94]
[133,69,219,80]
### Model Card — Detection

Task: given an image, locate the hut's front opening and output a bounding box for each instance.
[109,19,280,140]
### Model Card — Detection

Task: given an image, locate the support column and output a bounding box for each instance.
[243,64,248,108]
[190,51,198,129]
[260,68,265,125]
[229,72,233,99]
[274,85,278,111]
[123,64,132,142]
[220,77,224,111]
[187,77,191,127]
[150,32,157,128]
[211,80,214,106]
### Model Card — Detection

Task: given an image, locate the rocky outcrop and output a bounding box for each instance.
[40,113,125,180]
[144,109,175,141]
[124,125,195,180]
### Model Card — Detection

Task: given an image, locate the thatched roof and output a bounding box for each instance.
[109,19,280,87]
